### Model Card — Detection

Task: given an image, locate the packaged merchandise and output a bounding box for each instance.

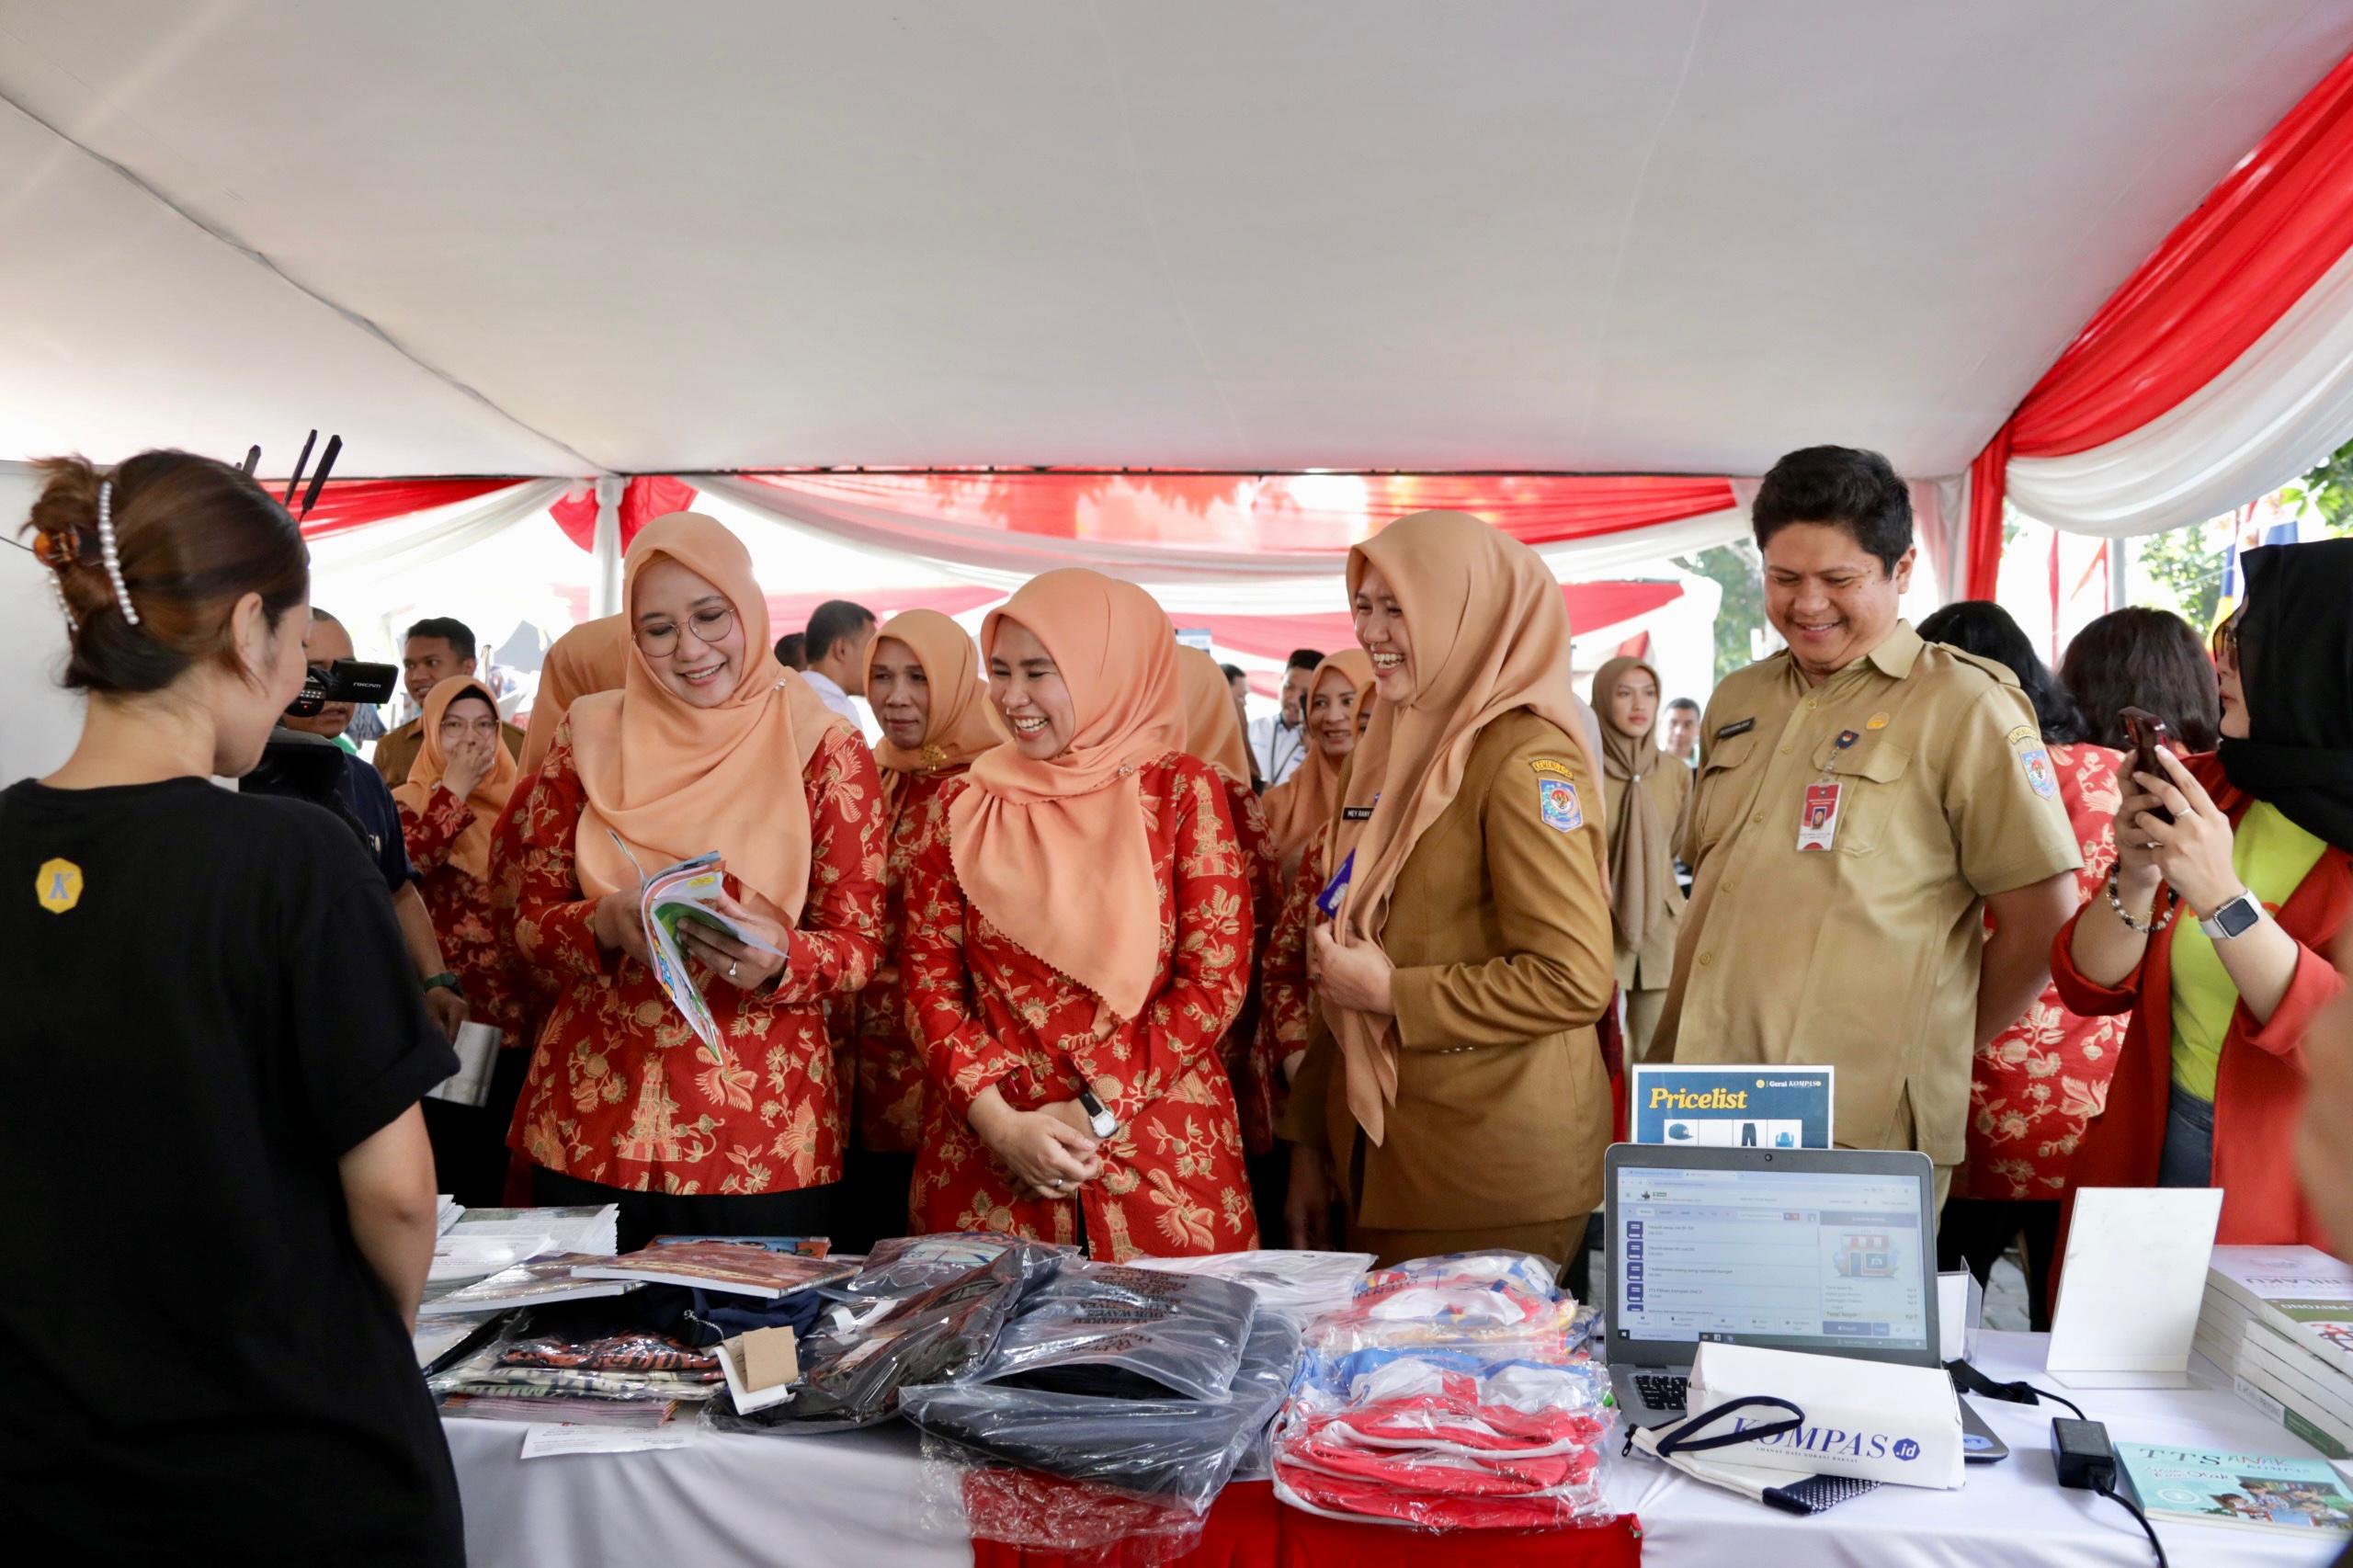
[709,1238,1060,1435]
[1310,1249,1585,1357]
[500,1329,721,1374]
[909,1311,1302,1559]
[1271,1347,1615,1529]
[968,1257,1257,1402]
[570,1241,856,1299]
[1126,1249,1373,1324]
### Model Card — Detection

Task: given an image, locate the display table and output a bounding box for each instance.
[445,1331,2346,1567]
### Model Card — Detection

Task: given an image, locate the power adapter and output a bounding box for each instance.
[2051,1417,2168,1568]
[2051,1416,2118,1491]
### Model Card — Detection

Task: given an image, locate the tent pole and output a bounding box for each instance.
[2109,532,2131,609]
[591,475,624,618]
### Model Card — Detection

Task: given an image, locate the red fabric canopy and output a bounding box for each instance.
[1966,48,2353,595]
[546,474,701,551]
[293,477,524,539]
[740,472,1735,555]
[1176,582,1683,664]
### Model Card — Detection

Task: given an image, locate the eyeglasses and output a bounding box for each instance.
[636,605,737,659]
[2210,609,2240,667]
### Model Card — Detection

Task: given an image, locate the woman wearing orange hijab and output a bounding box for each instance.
[392,676,527,1207]
[1259,650,1373,881]
[903,570,1257,1258]
[501,514,887,1247]
[1278,512,1615,1269]
[1252,650,1373,1199]
[843,608,1002,1248]
[517,613,631,778]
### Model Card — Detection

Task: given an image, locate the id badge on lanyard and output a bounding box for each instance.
[1798,730,1860,852]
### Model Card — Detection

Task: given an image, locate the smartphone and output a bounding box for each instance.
[2119,706,2173,824]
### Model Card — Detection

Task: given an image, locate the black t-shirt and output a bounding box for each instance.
[0,778,463,1565]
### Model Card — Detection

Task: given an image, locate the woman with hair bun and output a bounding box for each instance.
[3,451,462,1562]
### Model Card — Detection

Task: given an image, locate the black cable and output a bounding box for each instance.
[2028,1382,2086,1421]
[2097,1475,2170,1568]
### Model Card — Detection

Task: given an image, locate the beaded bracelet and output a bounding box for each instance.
[2106,865,2179,934]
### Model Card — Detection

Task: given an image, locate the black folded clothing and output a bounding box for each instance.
[967,1257,1258,1403]
[901,1312,1302,1497]
[710,1238,1062,1435]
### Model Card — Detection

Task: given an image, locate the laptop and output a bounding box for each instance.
[1603,1143,2009,1462]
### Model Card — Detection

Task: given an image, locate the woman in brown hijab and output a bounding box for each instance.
[1279,512,1615,1270]
[1590,655,1689,1062]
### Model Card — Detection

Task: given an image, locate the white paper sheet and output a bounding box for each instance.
[519,1423,701,1460]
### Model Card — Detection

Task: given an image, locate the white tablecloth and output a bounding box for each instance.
[447,1331,2347,1567]
[1609,1331,2346,1567]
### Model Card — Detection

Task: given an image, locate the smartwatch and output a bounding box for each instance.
[2198,890,2263,940]
[1076,1085,1120,1141]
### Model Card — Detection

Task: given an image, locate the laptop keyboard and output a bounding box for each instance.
[1635,1372,1690,1412]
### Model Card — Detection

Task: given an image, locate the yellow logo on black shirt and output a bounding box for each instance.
[36,858,82,914]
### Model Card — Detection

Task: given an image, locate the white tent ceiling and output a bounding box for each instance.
[4,1,2350,478]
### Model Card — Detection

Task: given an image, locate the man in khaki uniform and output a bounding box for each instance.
[1654,447,2081,1199]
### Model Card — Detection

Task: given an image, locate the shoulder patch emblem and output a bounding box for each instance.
[1539,777,1583,833]
[1529,757,1578,779]
[36,857,82,914]
[2008,727,2058,801]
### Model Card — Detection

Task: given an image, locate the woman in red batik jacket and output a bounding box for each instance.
[842,608,1002,1249]
[502,512,885,1249]
[904,569,1257,1259]
[392,675,529,1207]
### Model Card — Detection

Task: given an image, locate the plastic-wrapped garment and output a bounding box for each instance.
[439,1392,682,1427]
[968,1257,1256,1402]
[908,1313,1301,1560]
[1310,1250,1582,1356]
[448,1364,725,1400]
[1268,1347,1616,1530]
[708,1238,1061,1435]
[840,1233,1061,1300]
[1124,1249,1372,1324]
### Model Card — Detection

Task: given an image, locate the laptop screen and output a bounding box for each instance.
[1613,1162,1932,1355]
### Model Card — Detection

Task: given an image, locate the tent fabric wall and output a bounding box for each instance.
[1964,45,2353,588]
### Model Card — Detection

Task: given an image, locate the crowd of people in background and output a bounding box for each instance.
[7,440,2351,1562]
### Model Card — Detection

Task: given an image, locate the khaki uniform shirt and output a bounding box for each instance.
[371,715,527,788]
[1604,760,1691,992]
[1281,710,1617,1231]
[1653,622,2080,1165]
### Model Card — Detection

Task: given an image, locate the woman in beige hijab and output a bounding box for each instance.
[1279,512,1615,1270]
[1589,655,1690,1062]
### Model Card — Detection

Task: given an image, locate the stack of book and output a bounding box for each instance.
[2195,1245,2353,1460]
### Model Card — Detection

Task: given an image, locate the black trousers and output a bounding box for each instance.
[531,1167,844,1255]
[1937,1196,2061,1333]
[835,1147,918,1255]
[419,1045,532,1210]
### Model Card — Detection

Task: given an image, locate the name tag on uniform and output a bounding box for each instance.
[1341,805,1374,821]
[1716,717,1756,741]
[1798,781,1843,851]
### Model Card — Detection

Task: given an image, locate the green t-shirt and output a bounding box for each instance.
[2167,799,2326,1100]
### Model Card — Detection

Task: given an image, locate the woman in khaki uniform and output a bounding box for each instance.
[1281,511,1616,1269]
[1590,654,1689,1062]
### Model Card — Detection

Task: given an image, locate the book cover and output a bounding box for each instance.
[2209,1246,2353,1380]
[608,837,781,1052]
[2116,1443,2353,1536]
[419,1253,641,1317]
[651,1233,832,1258]
[571,1241,857,1300]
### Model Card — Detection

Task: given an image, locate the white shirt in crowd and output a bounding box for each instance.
[799,669,880,743]
[1248,714,1309,787]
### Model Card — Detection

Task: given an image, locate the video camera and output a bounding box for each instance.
[285,657,398,719]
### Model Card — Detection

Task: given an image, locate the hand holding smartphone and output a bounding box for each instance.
[2119,706,2174,824]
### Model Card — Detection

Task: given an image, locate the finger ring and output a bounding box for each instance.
[728,960,738,979]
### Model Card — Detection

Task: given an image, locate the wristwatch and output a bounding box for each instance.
[1076,1085,1120,1141]
[2198,890,2263,940]
[421,971,464,995]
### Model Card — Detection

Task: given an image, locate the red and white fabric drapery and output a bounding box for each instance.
[1961,48,2353,596]
[698,471,1748,614]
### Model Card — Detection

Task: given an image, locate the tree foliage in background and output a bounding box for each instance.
[2282,432,2353,535]
[1675,540,1766,686]
[2140,522,2227,628]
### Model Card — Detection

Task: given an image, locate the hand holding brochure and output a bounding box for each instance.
[609,832,784,1050]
